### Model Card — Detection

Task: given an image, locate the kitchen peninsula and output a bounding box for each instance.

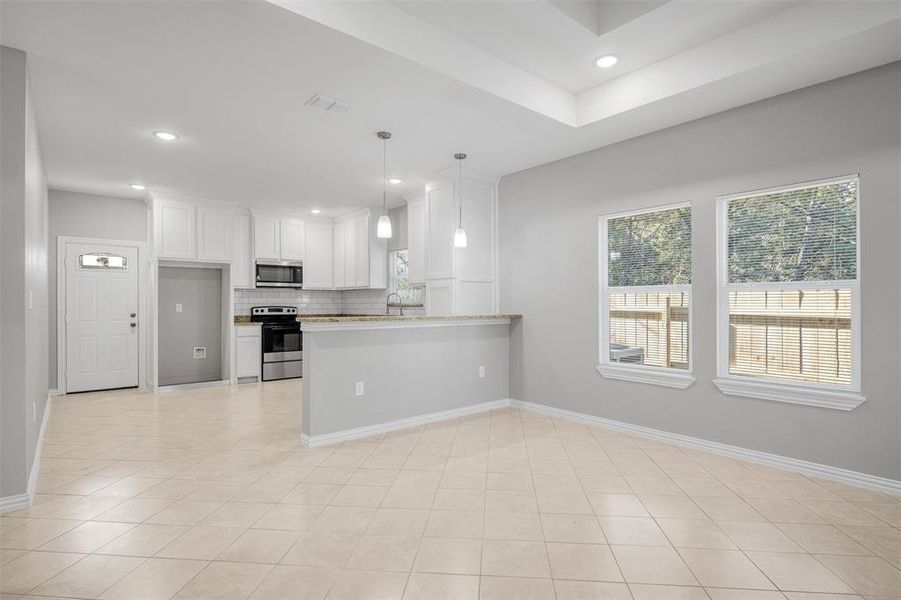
[300,314,521,446]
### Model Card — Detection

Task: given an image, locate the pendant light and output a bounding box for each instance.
[453,152,468,248]
[376,131,393,239]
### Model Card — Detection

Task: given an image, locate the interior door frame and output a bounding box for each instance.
[56,236,149,395]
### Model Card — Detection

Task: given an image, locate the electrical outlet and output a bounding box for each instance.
[478,366,486,378]
[355,382,364,396]
[175,303,183,313]
[193,347,206,359]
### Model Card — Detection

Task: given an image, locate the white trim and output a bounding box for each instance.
[598,203,693,387]
[715,175,862,409]
[717,173,861,202]
[48,388,60,397]
[56,236,148,395]
[301,399,511,447]
[510,400,901,496]
[596,364,695,389]
[1,395,52,514]
[713,378,865,411]
[301,317,516,332]
[156,379,231,392]
[0,494,31,513]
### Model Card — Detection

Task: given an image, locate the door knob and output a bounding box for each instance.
[130,323,137,328]
[130,312,136,318]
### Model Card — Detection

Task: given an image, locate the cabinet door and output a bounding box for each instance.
[198,207,231,261]
[407,199,426,284]
[156,202,196,258]
[280,218,306,262]
[304,222,333,289]
[254,216,280,260]
[344,220,357,288]
[427,182,455,279]
[235,331,261,379]
[355,215,370,288]
[229,212,252,288]
[333,223,346,288]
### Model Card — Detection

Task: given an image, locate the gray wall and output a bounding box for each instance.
[303,323,510,437]
[1,46,48,499]
[498,63,901,480]
[48,189,147,389]
[158,267,222,386]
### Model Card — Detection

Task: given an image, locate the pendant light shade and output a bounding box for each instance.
[453,152,468,248]
[377,214,392,238]
[453,227,468,248]
[376,131,392,239]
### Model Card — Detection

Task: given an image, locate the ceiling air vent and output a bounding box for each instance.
[305,93,350,113]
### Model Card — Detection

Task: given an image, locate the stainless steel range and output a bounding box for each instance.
[252,306,302,381]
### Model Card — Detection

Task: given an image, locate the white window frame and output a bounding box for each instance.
[597,202,695,389]
[714,174,864,411]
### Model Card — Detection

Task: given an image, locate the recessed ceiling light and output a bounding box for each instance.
[595,55,619,69]
[153,131,179,142]
[310,209,322,215]
[129,183,147,191]
[387,178,402,185]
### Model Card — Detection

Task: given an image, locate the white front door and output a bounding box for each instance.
[65,242,140,392]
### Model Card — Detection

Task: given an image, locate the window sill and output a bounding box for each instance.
[713,377,865,411]
[596,364,695,389]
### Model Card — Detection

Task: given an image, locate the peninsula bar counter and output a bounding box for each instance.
[299,315,521,446]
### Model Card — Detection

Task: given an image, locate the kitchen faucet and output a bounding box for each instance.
[386,292,404,316]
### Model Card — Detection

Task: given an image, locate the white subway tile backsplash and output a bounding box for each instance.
[234,288,424,316]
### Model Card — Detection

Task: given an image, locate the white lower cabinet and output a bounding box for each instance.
[235,325,261,381]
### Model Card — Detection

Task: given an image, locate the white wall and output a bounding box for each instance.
[47,189,147,389]
[498,63,901,480]
[1,45,48,502]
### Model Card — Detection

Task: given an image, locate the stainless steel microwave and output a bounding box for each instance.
[255,261,303,288]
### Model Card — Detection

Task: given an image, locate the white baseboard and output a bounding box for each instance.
[510,399,901,496]
[0,394,52,514]
[0,493,31,513]
[301,399,511,448]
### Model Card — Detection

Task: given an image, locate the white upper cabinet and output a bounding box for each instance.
[333,222,346,288]
[427,181,455,279]
[229,211,253,289]
[280,218,305,262]
[406,196,426,285]
[456,180,494,282]
[327,209,385,290]
[304,221,333,289]
[355,214,370,288]
[198,207,231,261]
[343,219,357,287]
[155,200,196,259]
[422,170,498,315]
[254,216,280,260]
[253,214,305,262]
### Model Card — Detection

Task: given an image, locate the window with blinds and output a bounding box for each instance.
[718,176,859,391]
[600,204,692,374]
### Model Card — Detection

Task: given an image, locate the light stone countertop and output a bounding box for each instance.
[298,313,521,323]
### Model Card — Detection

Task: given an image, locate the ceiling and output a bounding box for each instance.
[1,0,898,214]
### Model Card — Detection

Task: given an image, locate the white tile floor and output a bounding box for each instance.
[2,379,900,599]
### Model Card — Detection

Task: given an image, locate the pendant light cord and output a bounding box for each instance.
[382,137,388,216]
[458,154,464,228]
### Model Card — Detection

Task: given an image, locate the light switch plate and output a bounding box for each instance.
[479,366,486,378]
[355,382,364,396]
[176,303,183,313]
